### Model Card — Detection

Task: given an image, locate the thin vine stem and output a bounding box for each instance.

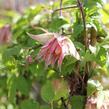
[53,5,78,13]
[50,102,54,109]
[76,1,90,99]
[77,0,87,48]
[61,97,68,109]
[77,0,86,32]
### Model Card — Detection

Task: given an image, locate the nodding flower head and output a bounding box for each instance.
[0,24,11,44]
[28,31,80,69]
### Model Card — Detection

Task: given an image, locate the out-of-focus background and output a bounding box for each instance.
[0,0,108,12]
[0,0,46,12]
[0,0,109,109]
[0,0,57,12]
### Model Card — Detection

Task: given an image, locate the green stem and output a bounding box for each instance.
[77,0,87,48]
[50,102,53,109]
[53,5,78,13]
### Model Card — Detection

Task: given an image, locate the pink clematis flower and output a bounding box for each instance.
[28,31,80,69]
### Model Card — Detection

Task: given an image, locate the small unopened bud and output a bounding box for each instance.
[26,56,33,64]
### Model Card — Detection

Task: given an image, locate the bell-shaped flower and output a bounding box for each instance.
[28,31,80,69]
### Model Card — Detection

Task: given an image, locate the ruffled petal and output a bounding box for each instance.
[36,34,80,70]
[58,52,64,69]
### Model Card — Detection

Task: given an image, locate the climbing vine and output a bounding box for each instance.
[0,0,109,109]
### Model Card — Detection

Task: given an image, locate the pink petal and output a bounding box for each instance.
[51,55,59,67]
[50,39,58,53]
[37,38,56,59]
[45,52,53,67]
[58,53,64,69]
[67,38,80,60]
[61,43,69,55]
[27,32,54,44]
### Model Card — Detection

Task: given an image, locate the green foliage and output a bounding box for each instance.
[41,81,54,103]
[20,100,40,109]
[0,0,109,109]
[87,80,103,96]
[72,96,85,109]
[48,16,68,32]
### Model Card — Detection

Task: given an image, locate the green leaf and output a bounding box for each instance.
[40,105,50,109]
[87,80,98,96]
[0,76,7,96]
[63,0,76,4]
[96,47,106,66]
[2,45,21,62]
[72,95,85,109]
[41,81,54,103]
[29,63,45,79]
[16,76,30,96]
[84,50,96,62]
[87,80,103,96]
[48,16,68,32]
[73,23,84,39]
[0,105,6,109]
[0,76,7,89]
[8,75,16,103]
[20,100,40,109]
[61,56,76,75]
[84,0,102,8]
[53,79,69,100]
[8,75,30,103]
